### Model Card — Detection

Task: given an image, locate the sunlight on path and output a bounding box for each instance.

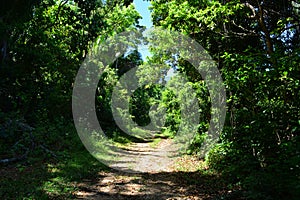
[110,139,181,173]
[73,139,230,200]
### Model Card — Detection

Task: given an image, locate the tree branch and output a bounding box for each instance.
[256,0,274,55]
[244,2,257,19]
[232,20,259,36]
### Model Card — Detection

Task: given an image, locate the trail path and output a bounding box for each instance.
[110,139,181,173]
[74,139,239,200]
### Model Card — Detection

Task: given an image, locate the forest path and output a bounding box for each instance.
[74,139,235,200]
[110,138,181,173]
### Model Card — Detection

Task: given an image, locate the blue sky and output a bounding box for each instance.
[133,1,175,79]
[133,0,153,60]
[133,0,153,28]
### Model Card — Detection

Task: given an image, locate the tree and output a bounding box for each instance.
[151,0,300,199]
[0,0,141,163]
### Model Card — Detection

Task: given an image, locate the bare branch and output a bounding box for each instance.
[244,2,257,19]
[0,148,29,164]
[232,20,259,36]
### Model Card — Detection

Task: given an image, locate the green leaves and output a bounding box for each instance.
[151,0,300,198]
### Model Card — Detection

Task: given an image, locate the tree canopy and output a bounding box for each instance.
[0,0,299,199]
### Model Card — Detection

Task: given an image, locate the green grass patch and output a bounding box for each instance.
[0,128,109,200]
[149,138,162,148]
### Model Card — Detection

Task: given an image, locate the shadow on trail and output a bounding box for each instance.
[75,169,245,200]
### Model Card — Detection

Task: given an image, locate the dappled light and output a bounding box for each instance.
[75,166,231,200]
[1,0,299,199]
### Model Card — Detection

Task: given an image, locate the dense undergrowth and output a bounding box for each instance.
[0,119,109,199]
[1,0,299,199]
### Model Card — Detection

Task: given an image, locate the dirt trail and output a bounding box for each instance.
[74,139,236,200]
[110,139,181,173]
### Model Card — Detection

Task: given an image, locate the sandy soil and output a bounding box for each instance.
[74,139,242,200]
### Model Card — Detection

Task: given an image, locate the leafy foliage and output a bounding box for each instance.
[151,0,300,199]
[1,0,300,199]
[0,0,141,170]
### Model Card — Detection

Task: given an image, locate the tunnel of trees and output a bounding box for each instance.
[0,0,299,199]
